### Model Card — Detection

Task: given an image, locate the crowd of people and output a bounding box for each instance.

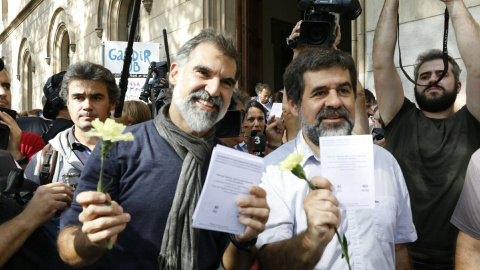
[0,0,479,269]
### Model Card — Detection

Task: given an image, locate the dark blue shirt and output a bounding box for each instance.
[61,120,229,270]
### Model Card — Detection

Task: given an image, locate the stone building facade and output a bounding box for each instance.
[0,0,478,112]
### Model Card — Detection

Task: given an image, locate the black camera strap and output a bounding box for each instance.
[396,8,450,87]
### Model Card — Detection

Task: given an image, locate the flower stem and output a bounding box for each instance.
[98,151,113,250]
[335,227,351,270]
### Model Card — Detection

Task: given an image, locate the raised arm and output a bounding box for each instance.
[57,191,130,266]
[455,231,480,269]
[257,177,340,269]
[373,0,405,126]
[444,0,480,121]
[353,79,370,135]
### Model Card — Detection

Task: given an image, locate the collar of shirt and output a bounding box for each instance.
[234,141,248,153]
[292,130,320,167]
[68,127,91,164]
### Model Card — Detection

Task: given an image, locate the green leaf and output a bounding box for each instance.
[343,234,348,254]
[102,178,114,193]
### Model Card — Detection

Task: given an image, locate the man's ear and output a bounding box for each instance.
[287,97,299,117]
[456,81,462,94]
[110,102,116,112]
[169,63,179,86]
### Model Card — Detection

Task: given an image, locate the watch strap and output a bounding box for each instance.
[229,234,257,253]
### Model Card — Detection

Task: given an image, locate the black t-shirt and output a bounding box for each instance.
[16,117,51,137]
[382,98,480,256]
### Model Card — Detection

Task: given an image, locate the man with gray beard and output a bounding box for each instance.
[256,48,416,269]
[58,28,269,270]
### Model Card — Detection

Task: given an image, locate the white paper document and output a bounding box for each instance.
[319,135,375,209]
[270,103,283,119]
[193,145,264,235]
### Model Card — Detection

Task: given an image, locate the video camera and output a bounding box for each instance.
[296,0,362,48]
[139,61,169,116]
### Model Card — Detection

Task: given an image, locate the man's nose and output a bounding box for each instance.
[82,98,93,110]
[325,91,342,108]
[428,74,441,84]
[205,78,221,97]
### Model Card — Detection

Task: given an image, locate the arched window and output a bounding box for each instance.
[116,0,139,41]
[60,31,70,71]
[126,0,140,41]
[21,52,33,110]
[52,23,69,73]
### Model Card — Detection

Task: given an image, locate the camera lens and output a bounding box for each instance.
[305,25,328,46]
[298,13,337,48]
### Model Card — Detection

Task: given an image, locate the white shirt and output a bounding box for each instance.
[257,131,417,270]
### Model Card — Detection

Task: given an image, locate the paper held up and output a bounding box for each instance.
[320,135,375,209]
[193,145,264,235]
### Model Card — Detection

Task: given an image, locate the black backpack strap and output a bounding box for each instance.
[39,144,58,185]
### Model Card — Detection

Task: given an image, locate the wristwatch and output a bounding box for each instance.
[229,234,257,253]
[16,156,27,165]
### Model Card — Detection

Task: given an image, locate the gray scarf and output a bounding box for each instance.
[155,105,215,270]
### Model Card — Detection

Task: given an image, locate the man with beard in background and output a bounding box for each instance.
[57,28,269,270]
[257,48,416,269]
[373,0,480,268]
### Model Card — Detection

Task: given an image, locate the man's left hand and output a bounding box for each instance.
[0,111,22,160]
[235,186,270,242]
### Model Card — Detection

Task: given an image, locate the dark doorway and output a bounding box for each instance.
[237,0,353,96]
[270,18,294,93]
[236,0,263,96]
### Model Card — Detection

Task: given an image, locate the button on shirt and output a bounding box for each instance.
[257,131,417,270]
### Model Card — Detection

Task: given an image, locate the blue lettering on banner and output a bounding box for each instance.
[108,48,153,72]
[130,62,141,72]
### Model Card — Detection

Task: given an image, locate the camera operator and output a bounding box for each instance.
[139,61,170,116]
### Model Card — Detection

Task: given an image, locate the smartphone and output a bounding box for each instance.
[0,124,9,150]
[0,107,17,119]
[215,110,242,138]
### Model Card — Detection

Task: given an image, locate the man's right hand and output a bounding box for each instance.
[77,191,131,248]
[303,176,340,250]
[22,182,75,228]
